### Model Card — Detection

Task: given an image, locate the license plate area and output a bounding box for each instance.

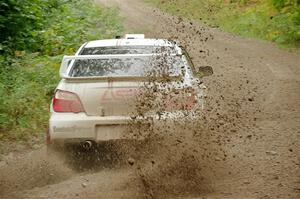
[96,125,126,141]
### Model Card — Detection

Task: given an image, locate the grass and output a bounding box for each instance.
[145,0,300,48]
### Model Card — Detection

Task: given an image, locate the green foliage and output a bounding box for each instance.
[0,0,122,141]
[0,0,65,53]
[0,55,61,140]
[146,0,300,47]
[0,0,122,55]
[35,1,122,55]
[221,0,300,46]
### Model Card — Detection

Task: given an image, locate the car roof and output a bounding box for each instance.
[84,39,177,48]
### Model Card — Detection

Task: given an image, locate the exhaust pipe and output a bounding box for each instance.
[82,140,93,150]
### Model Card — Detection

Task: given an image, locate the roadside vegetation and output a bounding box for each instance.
[146,0,300,48]
[0,0,122,145]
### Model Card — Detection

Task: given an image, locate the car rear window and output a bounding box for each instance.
[69,45,184,78]
[80,46,177,55]
[69,56,184,78]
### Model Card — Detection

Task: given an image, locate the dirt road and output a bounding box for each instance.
[0,0,299,198]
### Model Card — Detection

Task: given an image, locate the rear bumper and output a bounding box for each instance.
[49,113,130,144]
[49,111,198,144]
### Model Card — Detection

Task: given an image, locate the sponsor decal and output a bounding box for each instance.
[53,126,92,133]
[101,88,139,101]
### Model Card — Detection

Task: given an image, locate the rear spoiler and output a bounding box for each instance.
[60,53,182,79]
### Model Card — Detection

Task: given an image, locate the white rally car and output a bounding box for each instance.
[47,34,211,149]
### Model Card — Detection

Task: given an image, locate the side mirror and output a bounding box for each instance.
[195,66,213,78]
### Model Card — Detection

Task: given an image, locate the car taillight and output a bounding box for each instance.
[165,87,197,111]
[52,90,85,113]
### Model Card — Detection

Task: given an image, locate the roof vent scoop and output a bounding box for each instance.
[124,34,145,39]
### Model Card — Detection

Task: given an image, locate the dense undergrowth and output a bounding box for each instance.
[147,0,300,48]
[0,0,122,143]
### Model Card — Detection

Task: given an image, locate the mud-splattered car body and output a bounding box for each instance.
[48,34,206,146]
